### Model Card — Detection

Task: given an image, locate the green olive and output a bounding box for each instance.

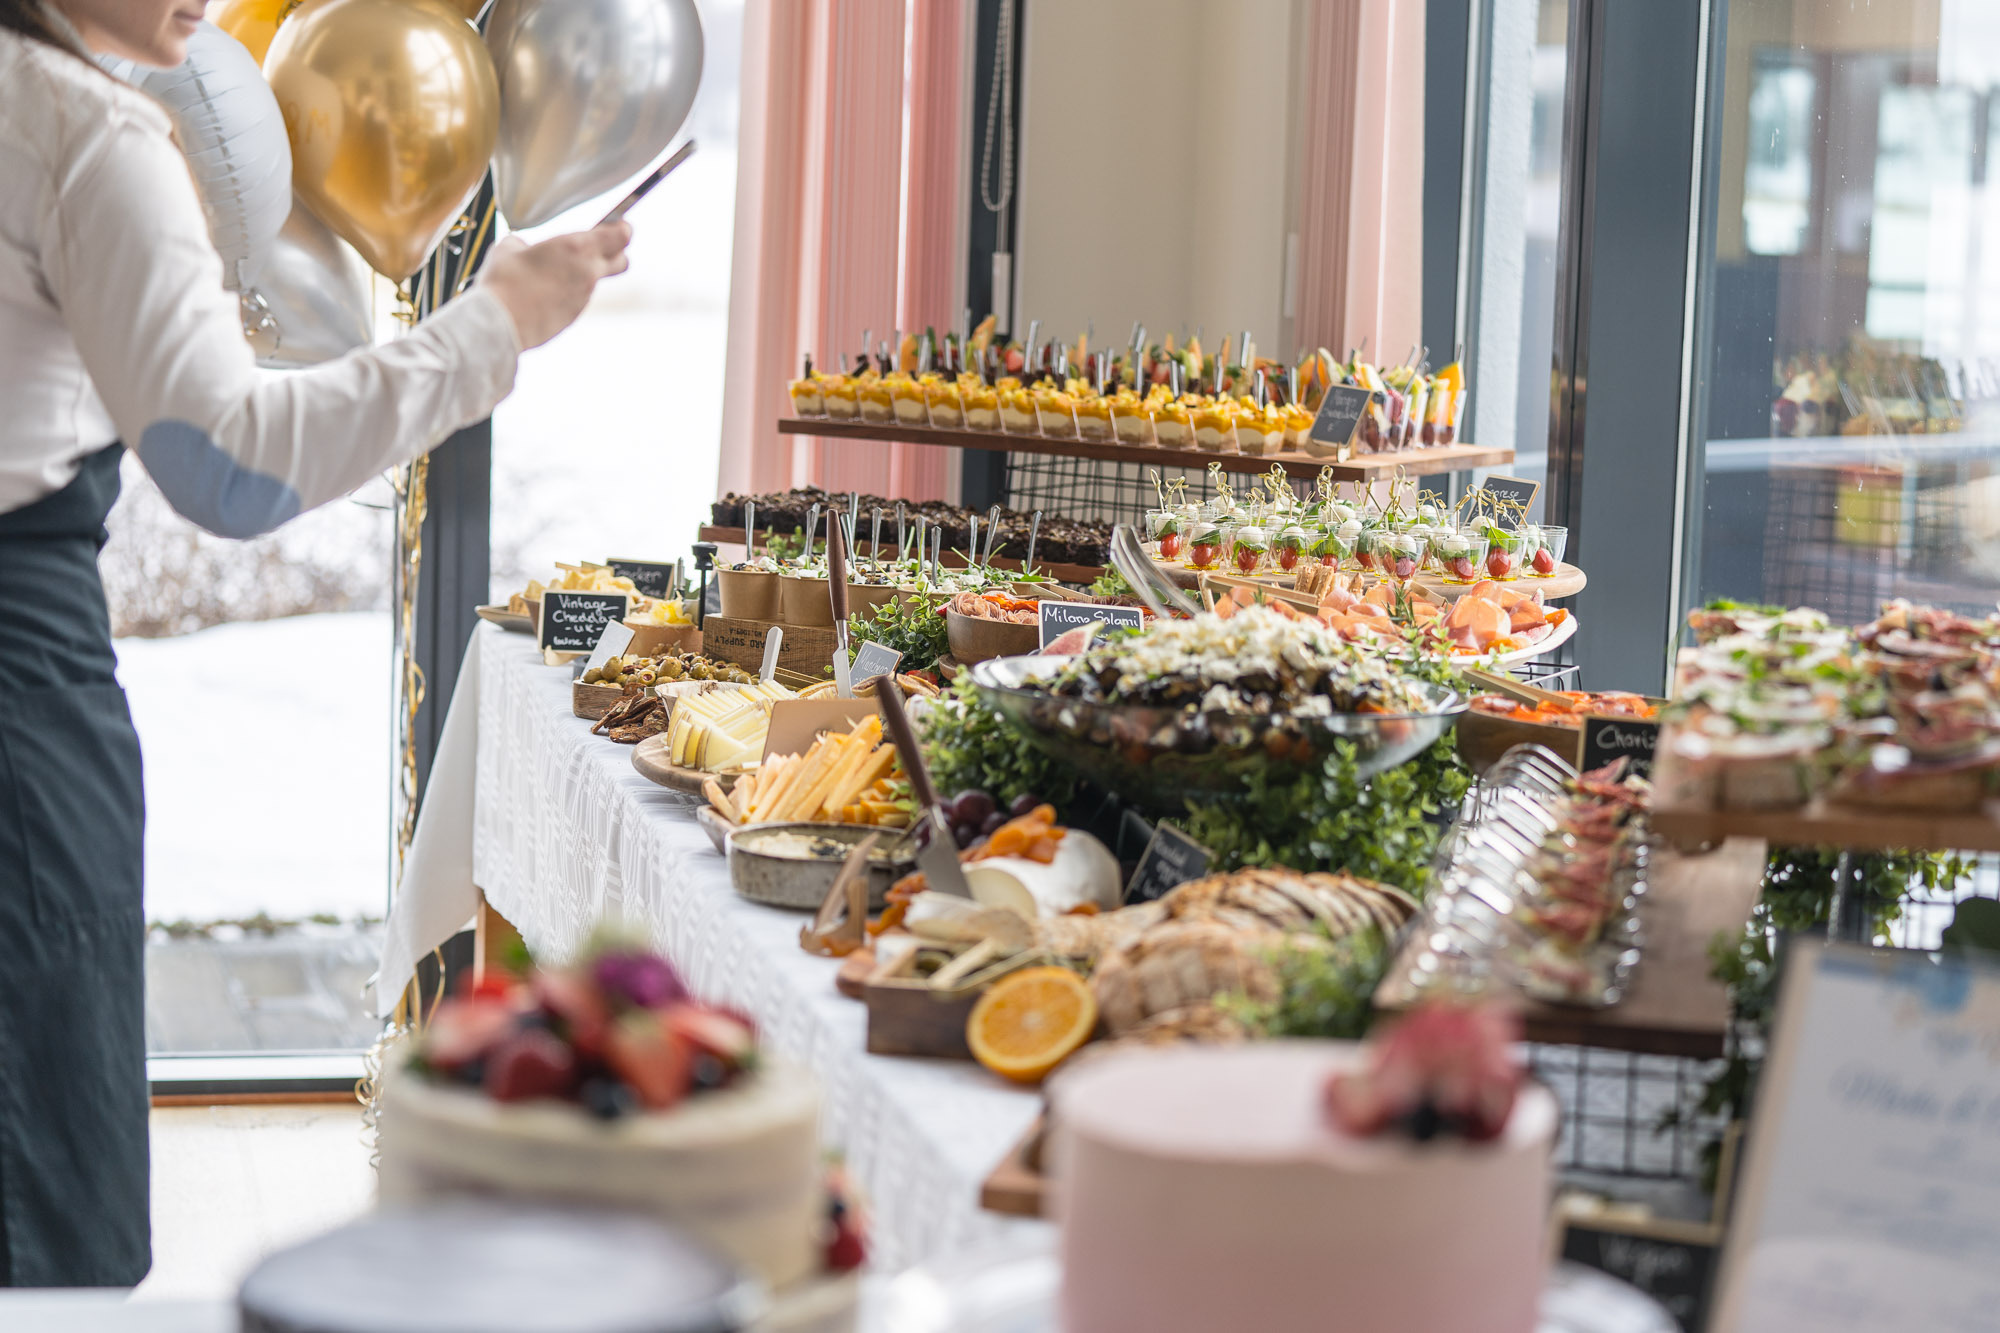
[636,669,657,685]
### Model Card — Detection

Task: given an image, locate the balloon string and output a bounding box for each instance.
[452,199,499,300]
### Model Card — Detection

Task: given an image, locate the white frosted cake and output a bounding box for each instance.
[378,1059,823,1288]
[372,939,862,1333]
[1050,1040,1556,1333]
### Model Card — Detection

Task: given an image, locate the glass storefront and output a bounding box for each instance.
[1695,0,2000,625]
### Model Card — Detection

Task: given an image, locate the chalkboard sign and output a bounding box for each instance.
[539,590,631,653]
[1580,714,1659,778]
[1561,1222,1716,1332]
[1125,823,1212,904]
[607,558,678,599]
[1469,476,1541,529]
[849,640,902,687]
[1307,384,1380,455]
[1038,600,1146,650]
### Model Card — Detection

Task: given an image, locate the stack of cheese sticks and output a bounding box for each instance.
[703,715,911,828]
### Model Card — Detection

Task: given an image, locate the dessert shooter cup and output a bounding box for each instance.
[1529,524,1567,577]
[1433,531,1490,583]
[999,386,1038,434]
[1382,530,1429,582]
[787,378,824,417]
[821,380,859,420]
[1110,397,1154,444]
[1481,524,1524,580]
[1036,390,1079,439]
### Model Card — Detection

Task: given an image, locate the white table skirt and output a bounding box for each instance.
[456,624,1045,1270]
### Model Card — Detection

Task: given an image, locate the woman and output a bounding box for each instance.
[0,0,631,1285]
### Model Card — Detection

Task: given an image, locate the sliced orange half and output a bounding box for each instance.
[967,966,1099,1084]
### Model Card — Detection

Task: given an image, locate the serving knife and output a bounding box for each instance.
[876,683,971,898]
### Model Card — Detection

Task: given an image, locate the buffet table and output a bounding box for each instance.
[462,623,1046,1270]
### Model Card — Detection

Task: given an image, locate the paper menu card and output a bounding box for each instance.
[1712,941,2000,1332]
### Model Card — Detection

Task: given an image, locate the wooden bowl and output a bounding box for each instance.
[779,575,834,626]
[946,608,1041,664]
[717,569,780,621]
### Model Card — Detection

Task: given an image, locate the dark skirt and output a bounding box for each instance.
[0,442,150,1286]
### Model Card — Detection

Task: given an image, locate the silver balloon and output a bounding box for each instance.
[246,195,376,369]
[485,0,704,229]
[133,22,293,292]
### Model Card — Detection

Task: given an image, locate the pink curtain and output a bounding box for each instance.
[1294,0,1425,366]
[719,0,966,504]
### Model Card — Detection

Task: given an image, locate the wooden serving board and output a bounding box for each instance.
[630,733,738,795]
[774,417,1513,483]
[475,604,534,634]
[1377,837,1767,1058]
[1650,801,2000,855]
[980,1116,1048,1219]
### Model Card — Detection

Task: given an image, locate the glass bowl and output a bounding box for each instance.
[968,655,1466,814]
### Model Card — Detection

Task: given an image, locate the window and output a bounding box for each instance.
[489,0,744,600]
[1465,0,1573,522]
[1694,0,2000,626]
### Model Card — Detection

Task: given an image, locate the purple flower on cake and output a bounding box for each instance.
[1322,1002,1523,1142]
[413,937,753,1116]
[591,949,690,1009]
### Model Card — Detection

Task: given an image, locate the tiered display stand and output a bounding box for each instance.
[776,417,1512,483]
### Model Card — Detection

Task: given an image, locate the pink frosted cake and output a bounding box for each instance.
[1050,1028,1556,1333]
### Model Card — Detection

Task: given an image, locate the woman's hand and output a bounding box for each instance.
[478,223,633,350]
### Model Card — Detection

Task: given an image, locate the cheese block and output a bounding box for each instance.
[965,832,1121,918]
[667,681,796,772]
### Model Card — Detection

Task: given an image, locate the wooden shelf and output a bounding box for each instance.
[1651,801,2000,855]
[1377,837,1769,1059]
[697,526,1106,585]
[777,417,1513,482]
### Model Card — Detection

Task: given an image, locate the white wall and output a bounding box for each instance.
[1013,0,1296,356]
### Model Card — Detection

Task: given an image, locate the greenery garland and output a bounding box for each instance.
[1673,844,1972,1189]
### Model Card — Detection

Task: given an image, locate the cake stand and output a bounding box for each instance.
[867,1236,1676,1333]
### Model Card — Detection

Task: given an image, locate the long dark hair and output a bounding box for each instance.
[0,0,85,58]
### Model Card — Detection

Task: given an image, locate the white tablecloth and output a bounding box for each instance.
[389,624,1046,1271]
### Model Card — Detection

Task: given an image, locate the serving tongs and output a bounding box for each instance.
[1461,665,1570,711]
[1110,524,1201,620]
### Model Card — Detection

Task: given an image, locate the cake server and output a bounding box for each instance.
[876,684,971,898]
[827,514,853,698]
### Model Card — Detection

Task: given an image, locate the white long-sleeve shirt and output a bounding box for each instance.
[0,26,521,536]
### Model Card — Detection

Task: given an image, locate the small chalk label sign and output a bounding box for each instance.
[1307,384,1380,454]
[1560,1223,1715,1332]
[1580,714,1659,778]
[1471,476,1541,530]
[1125,823,1212,904]
[1038,600,1146,650]
[607,559,677,599]
[539,590,631,653]
[849,640,902,687]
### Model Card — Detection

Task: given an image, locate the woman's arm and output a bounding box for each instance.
[41,104,523,538]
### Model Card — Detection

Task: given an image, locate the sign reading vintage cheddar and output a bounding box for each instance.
[539,590,631,653]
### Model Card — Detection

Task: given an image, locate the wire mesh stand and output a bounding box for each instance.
[1001,453,1315,528]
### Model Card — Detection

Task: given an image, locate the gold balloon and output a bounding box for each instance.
[211,0,291,65]
[441,0,488,18]
[266,0,499,282]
